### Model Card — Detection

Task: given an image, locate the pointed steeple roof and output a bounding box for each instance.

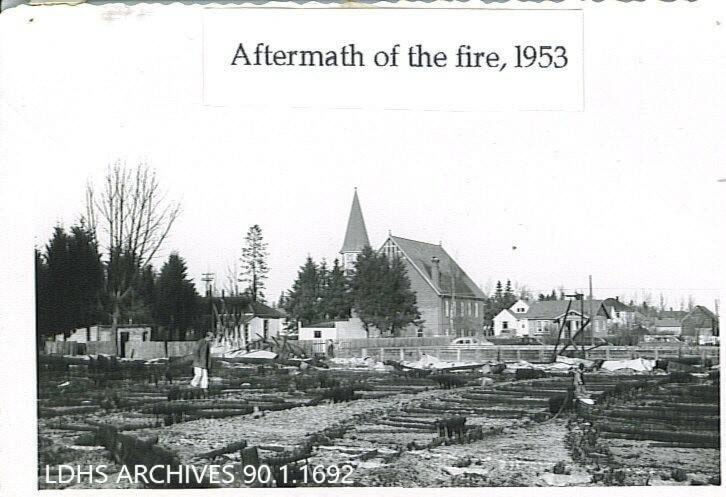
[340,188,370,253]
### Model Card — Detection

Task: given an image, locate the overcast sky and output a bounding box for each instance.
[3,3,724,310]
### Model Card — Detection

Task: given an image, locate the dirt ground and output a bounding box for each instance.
[37,364,721,489]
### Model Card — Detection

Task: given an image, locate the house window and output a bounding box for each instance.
[517,307,526,313]
[475,303,479,318]
[263,319,269,339]
[615,312,621,318]
[314,330,322,339]
[445,300,450,317]
[417,329,424,338]
[502,321,509,329]
[460,301,464,316]
[468,302,472,315]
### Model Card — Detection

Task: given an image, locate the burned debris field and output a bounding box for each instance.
[37,352,721,489]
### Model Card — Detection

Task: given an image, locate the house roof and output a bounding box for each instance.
[212,297,286,319]
[495,308,524,320]
[340,189,370,253]
[385,235,487,299]
[685,305,717,320]
[303,321,336,328]
[602,297,635,312]
[520,300,610,320]
[659,310,688,319]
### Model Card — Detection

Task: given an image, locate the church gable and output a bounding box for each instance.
[380,235,486,300]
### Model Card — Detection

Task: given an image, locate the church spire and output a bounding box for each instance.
[340,189,370,272]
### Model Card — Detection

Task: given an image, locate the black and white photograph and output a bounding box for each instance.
[0,1,723,495]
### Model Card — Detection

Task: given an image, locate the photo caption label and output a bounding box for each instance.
[203,8,584,111]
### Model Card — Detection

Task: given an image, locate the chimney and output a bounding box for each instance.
[431,257,440,288]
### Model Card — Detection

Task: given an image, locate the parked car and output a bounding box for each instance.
[450,337,493,346]
[489,336,543,345]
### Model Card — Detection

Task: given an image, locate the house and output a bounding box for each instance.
[338,189,487,337]
[652,318,682,335]
[601,297,637,330]
[681,305,719,344]
[298,316,370,341]
[52,324,152,357]
[493,299,530,336]
[494,300,610,339]
[210,296,287,348]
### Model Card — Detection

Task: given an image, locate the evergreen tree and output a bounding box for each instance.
[351,247,420,336]
[323,258,351,319]
[239,224,269,302]
[127,265,157,324]
[316,259,330,318]
[276,291,287,309]
[494,280,503,303]
[44,226,73,334]
[36,223,105,342]
[155,253,199,334]
[67,223,105,328]
[285,256,322,327]
[503,279,516,308]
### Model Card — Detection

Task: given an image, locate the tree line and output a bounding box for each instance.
[36,162,272,347]
[282,246,421,336]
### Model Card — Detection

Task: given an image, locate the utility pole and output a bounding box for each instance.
[589,275,594,346]
[450,269,456,338]
[201,272,216,335]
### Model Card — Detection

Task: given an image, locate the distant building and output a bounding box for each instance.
[379,235,487,337]
[493,299,530,336]
[339,188,370,275]
[493,300,610,339]
[681,305,719,343]
[653,318,682,335]
[298,316,370,341]
[601,297,637,330]
[336,190,487,338]
[210,296,287,347]
[52,324,152,357]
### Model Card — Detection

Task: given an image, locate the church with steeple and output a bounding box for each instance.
[337,189,487,337]
[339,188,370,275]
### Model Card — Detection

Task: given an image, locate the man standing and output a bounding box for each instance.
[572,362,588,398]
[191,331,213,389]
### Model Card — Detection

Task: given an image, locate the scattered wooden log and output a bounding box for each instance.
[200,440,248,460]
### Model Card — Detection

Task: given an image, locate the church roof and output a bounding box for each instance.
[340,189,370,253]
[386,235,487,300]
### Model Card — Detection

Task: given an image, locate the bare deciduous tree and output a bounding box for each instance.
[86,161,181,352]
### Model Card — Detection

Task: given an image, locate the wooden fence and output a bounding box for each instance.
[344,345,721,364]
[43,340,196,359]
[290,337,451,356]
